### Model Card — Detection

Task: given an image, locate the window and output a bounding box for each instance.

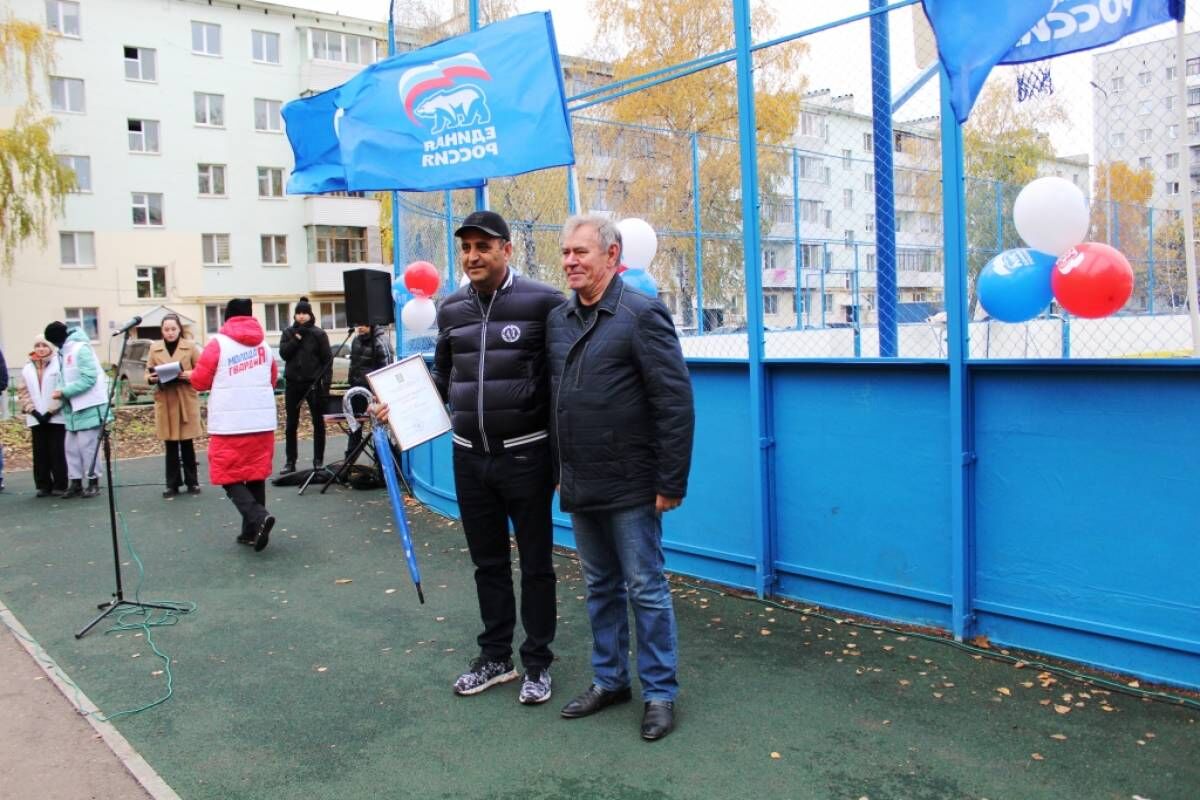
[59,231,94,266]
[1139,156,1152,169]
[263,302,291,333]
[843,188,853,209]
[202,234,231,265]
[1138,127,1152,143]
[1191,144,1200,164]
[1189,87,1200,106]
[763,248,777,269]
[135,266,166,299]
[50,76,84,112]
[841,149,852,169]
[258,165,285,196]
[311,29,380,65]
[1166,180,1181,195]
[799,243,822,269]
[862,132,873,152]
[1138,70,1151,86]
[864,171,873,190]
[197,163,226,196]
[919,213,934,234]
[261,234,287,265]
[252,30,280,64]
[798,199,821,223]
[1187,57,1200,77]
[1138,100,1153,115]
[763,294,779,315]
[823,209,833,229]
[799,111,827,140]
[131,192,163,226]
[1190,116,1200,136]
[1110,75,1125,92]
[192,21,221,56]
[312,226,367,263]
[124,46,156,81]
[319,301,347,330]
[1167,152,1180,168]
[844,229,855,245]
[46,1,80,36]
[64,307,99,340]
[1168,124,1180,139]
[254,98,283,132]
[57,155,90,191]
[1166,95,1176,111]
[895,169,917,196]
[205,303,229,335]
[898,248,937,271]
[796,156,825,181]
[128,119,160,153]
[865,213,875,233]
[767,200,793,224]
[1110,131,1124,146]
[1167,65,1178,81]
[194,92,224,126]
[866,252,876,271]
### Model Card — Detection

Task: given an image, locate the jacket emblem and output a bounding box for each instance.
[500,324,521,343]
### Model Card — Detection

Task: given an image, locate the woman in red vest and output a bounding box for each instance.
[191,299,279,552]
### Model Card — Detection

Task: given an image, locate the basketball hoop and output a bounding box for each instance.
[1015,60,1054,102]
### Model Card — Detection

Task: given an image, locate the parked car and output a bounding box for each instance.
[116,338,155,402]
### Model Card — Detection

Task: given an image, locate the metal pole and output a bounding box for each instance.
[732,0,775,598]
[820,243,828,328]
[871,0,898,357]
[1175,22,1200,355]
[1148,207,1156,315]
[470,0,487,212]
[852,246,862,358]
[939,69,975,642]
[388,3,405,358]
[692,133,705,333]
[792,148,803,329]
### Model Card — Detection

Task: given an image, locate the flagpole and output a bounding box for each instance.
[469,0,488,212]
[1175,21,1200,356]
[388,2,406,359]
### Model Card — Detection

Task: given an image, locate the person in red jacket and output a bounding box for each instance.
[191,298,279,551]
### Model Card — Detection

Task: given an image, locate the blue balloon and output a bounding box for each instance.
[392,276,412,306]
[622,268,658,297]
[977,248,1055,323]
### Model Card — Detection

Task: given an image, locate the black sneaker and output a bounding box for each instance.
[518,668,552,705]
[453,657,518,696]
[254,514,275,552]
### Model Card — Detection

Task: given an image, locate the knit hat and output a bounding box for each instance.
[295,296,314,317]
[44,321,69,348]
[225,298,253,318]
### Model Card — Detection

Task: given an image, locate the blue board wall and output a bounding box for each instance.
[405,360,1200,689]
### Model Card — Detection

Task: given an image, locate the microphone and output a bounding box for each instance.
[112,315,143,336]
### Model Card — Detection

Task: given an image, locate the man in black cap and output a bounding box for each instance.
[278,296,332,474]
[431,209,565,705]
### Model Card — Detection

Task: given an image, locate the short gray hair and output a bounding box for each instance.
[561,214,622,259]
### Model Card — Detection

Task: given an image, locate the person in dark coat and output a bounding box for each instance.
[548,213,695,742]
[345,323,393,458]
[430,210,565,706]
[278,296,331,473]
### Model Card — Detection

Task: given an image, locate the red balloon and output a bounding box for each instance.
[403,260,441,298]
[1050,242,1134,319]
[616,262,629,275]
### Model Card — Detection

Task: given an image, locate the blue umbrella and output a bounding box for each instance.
[373,425,424,604]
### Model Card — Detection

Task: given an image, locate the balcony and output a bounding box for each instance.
[309,261,390,293]
[304,196,379,228]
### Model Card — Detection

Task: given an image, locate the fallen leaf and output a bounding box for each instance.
[385,589,396,595]
[770,751,781,760]
[316,666,328,673]
[1031,753,1044,761]
[760,629,772,636]
[334,579,353,585]
[1050,733,1067,741]
[151,670,164,677]
[996,687,1012,696]
[1053,705,1071,715]
[932,692,944,699]
[1128,680,1141,688]
[898,679,911,686]
[1013,660,1028,669]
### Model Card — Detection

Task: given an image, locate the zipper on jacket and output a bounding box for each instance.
[475,289,498,454]
[554,307,601,487]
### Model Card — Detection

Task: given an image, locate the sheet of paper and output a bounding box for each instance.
[154,361,182,384]
[366,355,451,451]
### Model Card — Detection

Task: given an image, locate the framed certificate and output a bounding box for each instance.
[366,355,452,451]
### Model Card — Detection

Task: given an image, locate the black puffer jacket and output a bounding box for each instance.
[279,320,332,385]
[431,270,565,453]
[349,326,393,387]
[547,274,695,513]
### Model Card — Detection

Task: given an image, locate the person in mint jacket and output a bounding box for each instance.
[44,321,110,499]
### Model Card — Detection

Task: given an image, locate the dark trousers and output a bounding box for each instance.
[224,480,267,535]
[344,393,369,458]
[284,380,325,464]
[31,423,68,492]
[452,441,556,671]
[164,439,198,490]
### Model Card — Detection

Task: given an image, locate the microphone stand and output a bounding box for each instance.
[77,325,189,639]
[297,327,355,495]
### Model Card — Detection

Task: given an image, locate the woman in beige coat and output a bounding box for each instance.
[146,314,203,497]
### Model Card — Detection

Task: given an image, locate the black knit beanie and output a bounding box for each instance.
[44,321,69,348]
[295,296,313,317]
[225,298,253,318]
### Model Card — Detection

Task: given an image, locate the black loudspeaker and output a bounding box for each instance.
[343,268,395,326]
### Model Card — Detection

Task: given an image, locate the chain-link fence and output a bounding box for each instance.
[385,1,1200,361]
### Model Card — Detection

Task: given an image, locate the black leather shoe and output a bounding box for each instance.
[162,487,180,498]
[236,532,256,545]
[186,485,202,495]
[254,514,275,552]
[560,685,632,719]
[640,700,674,741]
[280,462,295,475]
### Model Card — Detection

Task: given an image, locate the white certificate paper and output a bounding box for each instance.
[154,361,182,384]
[366,355,452,451]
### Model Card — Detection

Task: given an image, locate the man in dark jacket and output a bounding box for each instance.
[345,323,392,458]
[432,210,565,706]
[548,213,694,742]
[278,297,332,473]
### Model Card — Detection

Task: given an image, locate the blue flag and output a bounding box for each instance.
[924,0,1184,123]
[284,12,573,194]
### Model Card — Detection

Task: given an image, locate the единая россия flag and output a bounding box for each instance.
[283,11,574,195]
[923,0,1184,123]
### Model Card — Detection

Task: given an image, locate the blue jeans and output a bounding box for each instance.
[571,504,678,701]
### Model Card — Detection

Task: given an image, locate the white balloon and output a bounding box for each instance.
[618,218,658,270]
[401,297,437,333]
[460,272,470,287]
[1012,177,1089,257]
